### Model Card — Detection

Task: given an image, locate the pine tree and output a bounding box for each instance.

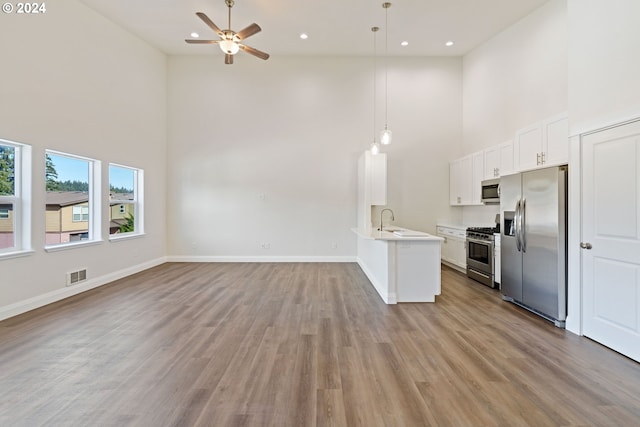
[45,154,59,191]
[0,146,15,195]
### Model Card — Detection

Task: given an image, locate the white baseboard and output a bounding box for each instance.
[0,257,168,322]
[356,257,397,304]
[166,255,357,263]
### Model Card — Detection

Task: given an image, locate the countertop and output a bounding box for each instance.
[351,227,443,241]
[436,223,467,231]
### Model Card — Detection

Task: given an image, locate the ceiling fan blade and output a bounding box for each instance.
[225,54,234,65]
[185,39,220,44]
[196,12,224,37]
[238,44,270,60]
[236,23,261,40]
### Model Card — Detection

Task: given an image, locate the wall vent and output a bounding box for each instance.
[67,269,87,286]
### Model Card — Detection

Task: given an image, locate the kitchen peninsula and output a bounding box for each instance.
[352,227,444,304]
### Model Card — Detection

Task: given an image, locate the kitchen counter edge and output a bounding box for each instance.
[351,228,443,241]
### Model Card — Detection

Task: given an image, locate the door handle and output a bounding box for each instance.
[515,200,522,252]
[580,242,593,250]
[521,198,526,253]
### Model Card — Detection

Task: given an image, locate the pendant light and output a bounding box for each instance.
[370,26,381,155]
[380,2,392,145]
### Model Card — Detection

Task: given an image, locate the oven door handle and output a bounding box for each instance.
[466,237,493,245]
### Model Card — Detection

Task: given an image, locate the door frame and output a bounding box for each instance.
[570,116,640,336]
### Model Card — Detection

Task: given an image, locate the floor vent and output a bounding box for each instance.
[67,269,87,286]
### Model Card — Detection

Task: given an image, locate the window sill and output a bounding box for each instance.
[109,232,145,242]
[0,249,35,261]
[45,239,103,253]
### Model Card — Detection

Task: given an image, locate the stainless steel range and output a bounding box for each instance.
[466,227,498,288]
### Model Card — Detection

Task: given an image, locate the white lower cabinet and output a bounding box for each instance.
[437,226,466,272]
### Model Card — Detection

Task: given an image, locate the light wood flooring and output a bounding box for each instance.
[1,262,640,426]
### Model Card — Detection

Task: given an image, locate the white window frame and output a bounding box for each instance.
[0,138,32,259]
[72,205,89,222]
[44,150,101,252]
[109,163,144,240]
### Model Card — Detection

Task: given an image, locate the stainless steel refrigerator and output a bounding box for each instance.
[500,166,567,327]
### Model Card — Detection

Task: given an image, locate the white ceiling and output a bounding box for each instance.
[78,0,549,57]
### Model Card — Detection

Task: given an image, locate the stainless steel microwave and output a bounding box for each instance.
[481,178,500,204]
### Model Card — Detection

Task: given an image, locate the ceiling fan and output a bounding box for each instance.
[185,0,269,65]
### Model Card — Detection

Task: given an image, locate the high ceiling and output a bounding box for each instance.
[78,0,549,57]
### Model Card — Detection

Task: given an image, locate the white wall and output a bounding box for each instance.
[463,0,568,153]
[564,0,640,334]
[0,0,167,315]
[458,0,567,226]
[167,55,462,259]
[568,0,640,134]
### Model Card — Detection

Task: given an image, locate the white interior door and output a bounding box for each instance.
[582,119,640,362]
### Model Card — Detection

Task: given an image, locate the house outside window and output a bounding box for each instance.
[0,139,31,256]
[45,150,101,248]
[109,164,143,237]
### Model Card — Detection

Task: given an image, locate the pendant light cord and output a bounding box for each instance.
[384,3,389,128]
[373,27,378,144]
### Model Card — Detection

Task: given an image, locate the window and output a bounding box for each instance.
[72,205,89,222]
[0,139,31,256]
[45,150,101,249]
[109,163,143,237]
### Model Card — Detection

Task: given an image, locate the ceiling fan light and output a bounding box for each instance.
[219,39,239,54]
[380,127,392,145]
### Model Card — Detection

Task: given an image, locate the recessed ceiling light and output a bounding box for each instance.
[300,33,308,40]
[190,32,199,38]
[401,41,409,46]
[445,41,454,47]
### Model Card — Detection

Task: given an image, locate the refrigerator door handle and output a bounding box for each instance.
[515,200,522,252]
[521,198,527,253]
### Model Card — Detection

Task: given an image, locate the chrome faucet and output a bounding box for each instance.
[379,208,395,231]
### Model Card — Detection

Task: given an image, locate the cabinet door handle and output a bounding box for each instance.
[541,152,546,164]
[536,153,541,165]
[495,168,499,176]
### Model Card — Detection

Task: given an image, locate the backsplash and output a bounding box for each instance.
[462,204,500,227]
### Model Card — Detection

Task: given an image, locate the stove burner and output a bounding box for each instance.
[466,226,499,234]
[466,226,499,241]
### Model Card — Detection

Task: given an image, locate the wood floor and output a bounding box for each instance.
[1,263,640,426]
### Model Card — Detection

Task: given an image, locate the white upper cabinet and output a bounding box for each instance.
[514,113,568,171]
[484,140,514,179]
[543,113,570,167]
[450,151,484,206]
[450,155,471,205]
[471,151,484,204]
[514,123,543,171]
[358,151,387,233]
[370,153,387,206]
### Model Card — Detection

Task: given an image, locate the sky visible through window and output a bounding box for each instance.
[48,155,133,191]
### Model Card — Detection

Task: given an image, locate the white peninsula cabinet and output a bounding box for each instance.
[514,113,568,171]
[436,225,466,273]
[353,228,444,304]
